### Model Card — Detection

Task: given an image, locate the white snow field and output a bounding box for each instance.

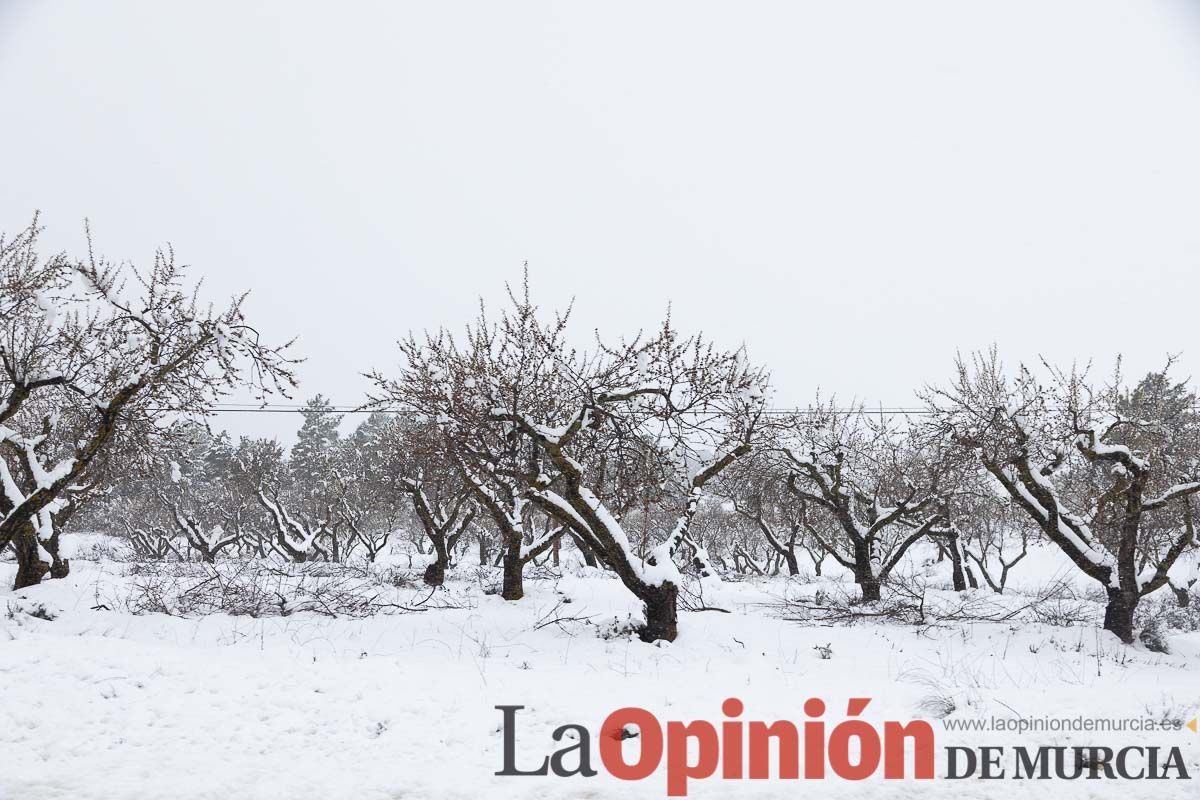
[1,536,1197,800]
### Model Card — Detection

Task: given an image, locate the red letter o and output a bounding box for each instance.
[600,707,664,780]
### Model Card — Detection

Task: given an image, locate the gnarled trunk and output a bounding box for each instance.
[639,582,678,642]
[423,558,446,586]
[13,523,49,590]
[852,541,882,602]
[946,536,967,592]
[423,536,449,586]
[501,549,524,600]
[858,577,882,602]
[41,529,69,579]
[1103,587,1138,644]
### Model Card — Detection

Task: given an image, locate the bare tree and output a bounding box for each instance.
[925,350,1200,643]
[125,519,180,560]
[0,218,296,587]
[777,400,950,601]
[227,436,287,558]
[1,400,133,579]
[157,483,244,564]
[942,485,1033,593]
[379,417,478,585]
[372,278,767,640]
[454,456,565,598]
[255,487,334,563]
[720,452,810,576]
[337,412,409,562]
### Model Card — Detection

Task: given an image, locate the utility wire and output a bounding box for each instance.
[153,402,1200,416]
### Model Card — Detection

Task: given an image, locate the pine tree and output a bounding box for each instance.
[289,395,345,514]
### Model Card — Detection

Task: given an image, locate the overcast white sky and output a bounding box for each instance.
[2,1,1200,444]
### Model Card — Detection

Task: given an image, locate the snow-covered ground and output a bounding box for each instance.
[1,536,1197,800]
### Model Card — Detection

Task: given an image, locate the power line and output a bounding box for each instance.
[159,402,1200,417]
[168,404,943,416]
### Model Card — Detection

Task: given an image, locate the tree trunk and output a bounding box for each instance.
[858,577,882,602]
[49,556,70,580]
[41,531,69,579]
[1103,587,1138,644]
[963,561,978,590]
[639,583,679,643]
[424,537,448,586]
[782,550,799,576]
[478,536,490,566]
[501,546,524,600]
[852,542,881,601]
[569,531,598,568]
[423,557,446,586]
[946,537,967,592]
[13,524,49,590]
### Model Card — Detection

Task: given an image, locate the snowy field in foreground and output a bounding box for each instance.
[1,536,1198,800]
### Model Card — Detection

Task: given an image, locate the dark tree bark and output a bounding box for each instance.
[848,537,908,601]
[501,548,524,600]
[328,524,341,563]
[932,531,968,592]
[423,530,465,587]
[963,561,979,590]
[38,498,79,580]
[568,530,598,567]
[855,573,882,602]
[1104,587,1137,645]
[12,523,49,590]
[423,544,447,586]
[638,583,678,643]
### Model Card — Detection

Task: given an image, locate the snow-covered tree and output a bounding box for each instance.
[0,218,296,587]
[337,412,409,561]
[949,488,1033,593]
[372,278,768,640]
[290,397,342,503]
[387,416,477,586]
[776,399,951,601]
[255,486,336,563]
[155,429,248,563]
[719,450,830,577]
[926,350,1200,643]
